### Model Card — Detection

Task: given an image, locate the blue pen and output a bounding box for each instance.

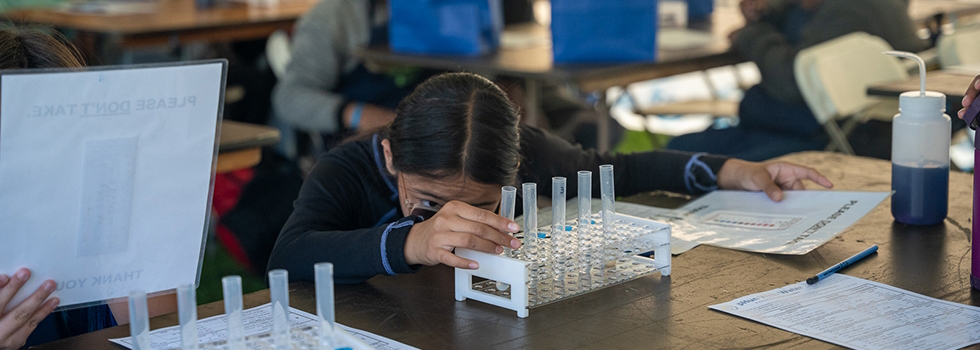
[806,245,878,285]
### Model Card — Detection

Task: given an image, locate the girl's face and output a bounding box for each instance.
[381,138,503,218]
[396,173,501,219]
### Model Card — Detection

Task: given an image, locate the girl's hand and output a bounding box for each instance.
[0,268,59,350]
[404,201,521,269]
[717,159,834,202]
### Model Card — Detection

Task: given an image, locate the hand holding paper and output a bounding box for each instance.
[0,269,59,350]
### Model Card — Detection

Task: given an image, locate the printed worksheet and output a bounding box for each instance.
[710,274,980,350]
[530,191,890,255]
[0,62,224,311]
[110,303,419,350]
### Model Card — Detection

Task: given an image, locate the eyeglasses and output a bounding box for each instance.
[405,198,442,220]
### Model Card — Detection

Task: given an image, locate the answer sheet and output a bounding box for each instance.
[710,274,980,350]
[110,303,419,350]
[531,190,889,255]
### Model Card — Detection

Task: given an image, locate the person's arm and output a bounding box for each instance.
[0,269,58,350]
[518,125,729,197]
[266,150,420,284]
[518,125,832,201]
[272,2,395,134]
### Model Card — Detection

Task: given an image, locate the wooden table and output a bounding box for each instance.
[216,120,280,173]
[4,0,319,63]
[36,151,980,349]
[359,7,745,153]
[867,70,976,103]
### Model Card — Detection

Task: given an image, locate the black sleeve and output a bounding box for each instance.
[517,125,729,198]
[267,153,420,284]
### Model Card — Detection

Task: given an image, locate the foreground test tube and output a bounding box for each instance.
[269,269,290,349]
[177,284,198,350]
[128,290,150,350]
[315,262,337,349]
[222,275,245,350]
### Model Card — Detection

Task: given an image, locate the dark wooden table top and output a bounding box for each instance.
[34,151,980,349]
[867,70,976,103]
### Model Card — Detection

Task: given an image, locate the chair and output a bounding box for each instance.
[936,24,980,67]
[794,32,909,155]
[264,29,326,161]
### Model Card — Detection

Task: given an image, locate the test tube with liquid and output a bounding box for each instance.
[222,275,245,350]
[523,183,538,260]
[128,290,150,350]
[269,269,290,350]
[315,262,337,349]
[177,284,198,350]
[500,186,517,257]
[552,177,567,284]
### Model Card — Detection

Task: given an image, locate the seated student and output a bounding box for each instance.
[267,72,834,284]
[272,0,612,152]
[0,26,176,348]
[667,0,928,161]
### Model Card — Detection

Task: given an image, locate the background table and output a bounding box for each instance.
[3,0,319,63]
[867,70,976,102]
[216,120,279,173]
[36,151,980,349]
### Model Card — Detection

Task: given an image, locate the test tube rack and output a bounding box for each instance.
[454,212,671,318]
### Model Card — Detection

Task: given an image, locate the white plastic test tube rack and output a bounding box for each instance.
[131,265,371,350]
[454,165,671,318]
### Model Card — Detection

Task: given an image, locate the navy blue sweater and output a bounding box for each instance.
[267,125,728,283]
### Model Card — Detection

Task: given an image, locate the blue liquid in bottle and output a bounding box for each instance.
[891,164,948,225]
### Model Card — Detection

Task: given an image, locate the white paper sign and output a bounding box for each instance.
[0,62,225,310]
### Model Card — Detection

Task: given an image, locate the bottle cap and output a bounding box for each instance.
[899,91,945,116]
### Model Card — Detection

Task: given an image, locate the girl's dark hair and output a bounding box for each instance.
[386,72,520,185]
[0,26,85,69]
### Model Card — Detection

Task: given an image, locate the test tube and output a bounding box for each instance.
[600,164,616,232]
[578,171,592,241]
[222,275,245,350]
[128,290,150,350]
[552,177,567,283]
[523,183,538,256]
[177,284,198,350]
[315,262,337,349]
[500,186,517,256]
[552,177,566,234]
[269,269,290,350]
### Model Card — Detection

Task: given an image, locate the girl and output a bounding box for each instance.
[268,72,833,284]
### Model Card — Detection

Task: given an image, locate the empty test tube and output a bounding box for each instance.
[269,269,290,349]
[500,186,517,255]
[177,284,198,350]
[600,164,616,231]
[222,276,245,350]
[552,177,566,233]
[578,171,592,237]
[128,290,150,350]
[523,183,538,252]
[552,177,567,282]
[315,262,337,349]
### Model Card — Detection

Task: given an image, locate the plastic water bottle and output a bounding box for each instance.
[885,51,950,226]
